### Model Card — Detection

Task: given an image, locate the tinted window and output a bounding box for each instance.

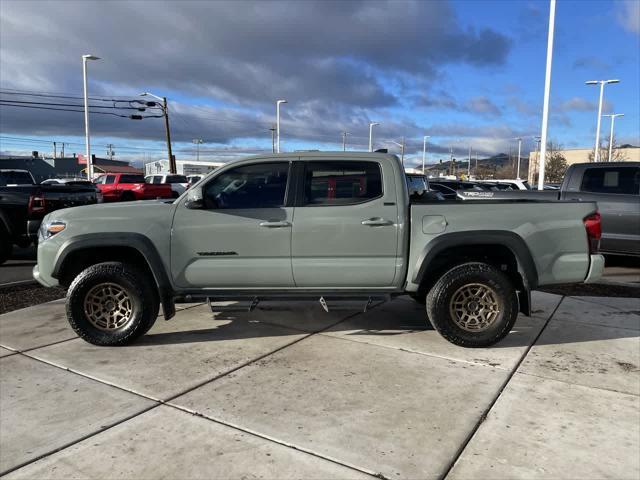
[303,161,382,206]
[580,167,640,195]
[0,171,34,185]
[120,175,145,183]
[166,175,188,183]
[105,175,117,184]
[203,162,289,209]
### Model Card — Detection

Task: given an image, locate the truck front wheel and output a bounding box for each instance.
[426,262,518,348]
[66,262,159,346]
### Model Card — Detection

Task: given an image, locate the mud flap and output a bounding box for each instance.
[517,289,531,316]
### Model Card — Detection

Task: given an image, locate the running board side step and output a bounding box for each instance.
[207,295,389,313]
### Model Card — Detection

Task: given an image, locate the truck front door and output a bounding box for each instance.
[170,161,294,288]
[291,159,400,287]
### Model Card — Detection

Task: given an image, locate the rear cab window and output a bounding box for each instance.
[580,167,640,195]
[119,175,145,184]
[302,161,382,206]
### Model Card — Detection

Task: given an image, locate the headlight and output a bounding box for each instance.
[39,221,66,241]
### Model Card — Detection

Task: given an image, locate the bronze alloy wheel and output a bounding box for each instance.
[83,282,134,331]
[448,282,501,332]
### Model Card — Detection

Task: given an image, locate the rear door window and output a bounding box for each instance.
[302,161,382,206]
[104,175,117,184]
[120,175,145,184]
[580,167,640,195]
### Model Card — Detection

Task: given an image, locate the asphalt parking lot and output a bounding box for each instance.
[0,292,638,479]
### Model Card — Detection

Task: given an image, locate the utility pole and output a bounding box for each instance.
[270,125,276,153]
[53,141,57,159]
[341,131,350,151]
[603,113,624,162]
[61,143,66,158]
[82,54,100,180]
[537,0,555,191]
[140,92,176,173]
[192,138,203,161]
[515,137,522,179]
[475,152,478,176]
[422,135,430,175]
[106,144,114,161]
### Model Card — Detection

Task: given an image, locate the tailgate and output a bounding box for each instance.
[42,185,98,212]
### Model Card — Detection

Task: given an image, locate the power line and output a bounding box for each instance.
[0,102,164,118]
[0,98,160,111]
[0,87,139,102]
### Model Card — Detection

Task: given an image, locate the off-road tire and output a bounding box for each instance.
[0,228,12,265]
[426,262,518,348]
[66,262,160,346]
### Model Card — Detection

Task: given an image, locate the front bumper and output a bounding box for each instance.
[584,254,605,284]
[33,264,59,287]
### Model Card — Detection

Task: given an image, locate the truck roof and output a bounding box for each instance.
[236,151,401,163]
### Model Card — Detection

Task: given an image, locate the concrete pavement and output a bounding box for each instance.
[0,292,638,479]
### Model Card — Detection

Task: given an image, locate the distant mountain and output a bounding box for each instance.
[425,153,529,179]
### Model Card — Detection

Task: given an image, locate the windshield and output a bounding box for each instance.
[0,171,34,186]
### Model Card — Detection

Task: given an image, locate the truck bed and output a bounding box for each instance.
[407,200,599,289]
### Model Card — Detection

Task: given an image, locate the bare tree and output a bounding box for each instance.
[588,137,628,162]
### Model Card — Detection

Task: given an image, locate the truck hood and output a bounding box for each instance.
[43,200,176,239]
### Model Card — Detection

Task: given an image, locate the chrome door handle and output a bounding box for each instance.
[361,218,393,226]
[259,220,291,228]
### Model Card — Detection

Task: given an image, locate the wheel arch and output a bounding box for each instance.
[52,233,175,319]
[413,231,538,316]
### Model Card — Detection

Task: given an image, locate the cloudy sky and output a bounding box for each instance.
[1,0,638,167]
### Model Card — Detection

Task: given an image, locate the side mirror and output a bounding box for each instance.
[184,187,204,209]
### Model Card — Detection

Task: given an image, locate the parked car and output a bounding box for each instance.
[187,175,203,185]
[41,178,103,203]
[0,169,100,264]
[428,182,458,200]
[35,152,603,348]
[145,174,190,197]
[458,162,640,257]
[94,173,173,202]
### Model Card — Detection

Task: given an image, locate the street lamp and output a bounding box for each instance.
[140,92,176,173]
[586,79,620,162]
[538,0,556,191]
[515,137,522,179]
[368,122,380,152]
[276,100,287,153]
[341,131,350,151]
[192,138,204,162]
[602,113,624,162]
[82,54,100,180]
[422,135,431,175]
[388,138,405,165]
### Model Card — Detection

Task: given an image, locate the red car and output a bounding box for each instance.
[94,173,173,202]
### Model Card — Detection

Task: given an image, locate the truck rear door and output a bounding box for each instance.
[291,159,399,287]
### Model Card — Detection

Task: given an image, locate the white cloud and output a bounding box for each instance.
[616,0,640,35]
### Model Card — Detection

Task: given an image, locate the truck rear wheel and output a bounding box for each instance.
[426,262,518,348]
[66,262,160,346]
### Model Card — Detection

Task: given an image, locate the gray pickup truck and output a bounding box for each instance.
[34,152,604,348]
[459,162,640,257]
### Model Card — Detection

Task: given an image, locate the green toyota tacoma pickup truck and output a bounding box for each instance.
[34,152,604,348]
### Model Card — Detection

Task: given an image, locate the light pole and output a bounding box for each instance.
[368,122,379,152]
[537,0,555,191]
[140,92,175,173]
[276,99,287,153]
[192,138,203,161]
[586,79,620,162]
[602,113,624,162]
[82,54,99,180]
[341,131,350,151]
[422,135,430,175]
[388,138,405,165]
[467,145,472,178]
[515,137,522,179]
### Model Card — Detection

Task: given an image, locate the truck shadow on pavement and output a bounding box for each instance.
[134,297,639,349]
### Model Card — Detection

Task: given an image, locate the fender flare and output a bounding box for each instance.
[412,230,539,289]
[52,232,175,319]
